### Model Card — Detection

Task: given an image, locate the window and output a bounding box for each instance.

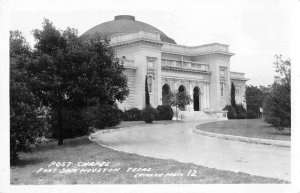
[220,69,225,77]
[147,60,155,69]
[148,76,153,92]
[220,82,225,96]
[235,87,240,96]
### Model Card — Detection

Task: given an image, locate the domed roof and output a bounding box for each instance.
[81,15,176,44]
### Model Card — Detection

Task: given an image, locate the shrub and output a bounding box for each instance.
[141,106,157,123]
[235,104,247,119]
[123,108,142,121]
[117,109,124,120]
[246,108,259,119]
[83,104,122,130]
[156,105,174,120]
[10,102,45,163]
[224,105,237,119]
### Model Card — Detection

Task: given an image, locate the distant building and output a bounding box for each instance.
[81,15,248,118]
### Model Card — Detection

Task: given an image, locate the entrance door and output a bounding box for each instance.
[193,87,200,111]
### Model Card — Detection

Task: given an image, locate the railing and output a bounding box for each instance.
[121,59,136,69]
[230,71,245,79]
[110,31,161,44]
[162,43,229,55]
[161,59,209,71]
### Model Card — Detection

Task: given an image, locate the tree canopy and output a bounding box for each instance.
[10,30,45,162]
[263,55,290,130]
[245,85,269,119]
[19,19,129,145]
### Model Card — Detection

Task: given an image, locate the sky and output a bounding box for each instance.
[8,0,292,86]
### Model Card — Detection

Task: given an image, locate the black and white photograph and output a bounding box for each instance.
[0,0,299,192]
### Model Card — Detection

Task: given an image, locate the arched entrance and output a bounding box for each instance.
[178,85,185,93]
[178,85,186,111]
[193,86,200,111]
[162,84,171,105]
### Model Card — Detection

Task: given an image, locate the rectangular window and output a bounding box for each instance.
[220,69,225,77]
[220,82,225,96]
[147,60,155,69]
[235,87,240,96]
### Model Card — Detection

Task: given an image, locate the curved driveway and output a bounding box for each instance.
[91,121,290,181]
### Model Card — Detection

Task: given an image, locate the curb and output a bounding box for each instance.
[193,127,290,148]
[89,125,147,140]
[89,127,129,140]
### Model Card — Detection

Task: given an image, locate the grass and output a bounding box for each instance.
[196,119,290,141]
[111,120,175,129]
[11,133,287,184]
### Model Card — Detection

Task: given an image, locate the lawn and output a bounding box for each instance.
[111,120,175,129]
[11,132,287,184]
[196,119,290,141]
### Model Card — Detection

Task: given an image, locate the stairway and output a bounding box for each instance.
[174,110,228,121]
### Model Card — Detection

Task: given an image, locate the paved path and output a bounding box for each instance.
[91,121,290,181]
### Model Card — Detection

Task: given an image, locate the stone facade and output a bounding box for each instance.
[82,15,249,113]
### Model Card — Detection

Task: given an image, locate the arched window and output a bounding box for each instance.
[177,85,186,111]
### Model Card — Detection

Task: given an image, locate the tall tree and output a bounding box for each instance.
[264,55,291,130]
[230,82,236,107]
[27,19,128,145]
[10,31,45,162]
[145,75,150,106]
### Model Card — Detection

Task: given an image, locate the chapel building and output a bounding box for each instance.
[81,15,248,119]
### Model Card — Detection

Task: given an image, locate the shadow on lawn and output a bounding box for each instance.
[11,136,92,167]
[30,136,92,153]
[11,157,46,167]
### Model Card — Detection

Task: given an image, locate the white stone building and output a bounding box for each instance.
[81,15,248,118]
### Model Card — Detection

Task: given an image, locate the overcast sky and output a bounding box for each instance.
[8,0,292,86]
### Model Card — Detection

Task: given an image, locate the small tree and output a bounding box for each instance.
[176,91,192,111]
[142,75,156,123]
[145,75,150,106]
[162,91,175,106]
[163,91,192,120]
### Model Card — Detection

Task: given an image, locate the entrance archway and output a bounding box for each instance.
[162,84,171,105]
[178,85,186,111]
[178,85,185,93]
[193,86,200,111]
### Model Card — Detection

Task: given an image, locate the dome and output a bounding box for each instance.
[81,15,176,44]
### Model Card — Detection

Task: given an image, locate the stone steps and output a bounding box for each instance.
[173,110,227,121]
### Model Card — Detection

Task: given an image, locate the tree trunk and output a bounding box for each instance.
[57,107,64,145]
